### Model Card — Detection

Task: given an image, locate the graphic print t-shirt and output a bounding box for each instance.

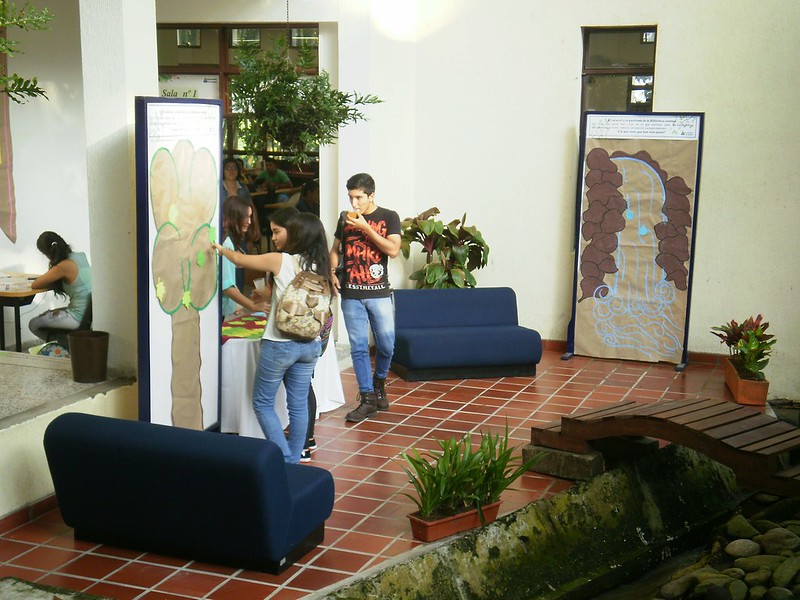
[335,206,401,300]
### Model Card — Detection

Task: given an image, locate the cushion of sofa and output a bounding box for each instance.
[394,325,542,369]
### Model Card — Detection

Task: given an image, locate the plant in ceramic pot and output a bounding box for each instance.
[400,423,540,542]
[711,314,777,405]
[399,207,490,288]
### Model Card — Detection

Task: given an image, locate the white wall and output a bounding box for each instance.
[3,0,798,397]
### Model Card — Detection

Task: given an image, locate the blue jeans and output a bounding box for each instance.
[253,338,320,463]
[341,296,395,392]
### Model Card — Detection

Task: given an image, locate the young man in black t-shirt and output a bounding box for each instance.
[331,173,401,422]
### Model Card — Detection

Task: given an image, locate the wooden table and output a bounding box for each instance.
[0,275,46,352]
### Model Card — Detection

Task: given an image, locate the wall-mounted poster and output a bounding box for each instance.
[134,97,222,429]
[567,112,704,368]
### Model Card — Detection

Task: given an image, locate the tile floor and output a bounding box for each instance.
[0,349,730,599]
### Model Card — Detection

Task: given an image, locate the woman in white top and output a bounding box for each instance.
[213,213,332,463]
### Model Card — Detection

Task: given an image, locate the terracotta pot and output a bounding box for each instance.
[407,501,501,542]
[723,357,769,406]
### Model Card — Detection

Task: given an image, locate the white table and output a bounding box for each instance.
[220,336,344,438]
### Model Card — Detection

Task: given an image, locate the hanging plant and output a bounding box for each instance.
[228,38,381,166]
[0,1,52,103]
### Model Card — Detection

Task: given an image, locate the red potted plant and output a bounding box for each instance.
[711,314,777,405]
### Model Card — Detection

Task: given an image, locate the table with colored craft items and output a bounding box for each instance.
[220,313,344,438]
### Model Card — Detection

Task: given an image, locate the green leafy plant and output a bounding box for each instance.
[399,207,490,288]
[711,314,776,381]
[400,423,540,522]
[228,38,381,167]
[0,1,52,103]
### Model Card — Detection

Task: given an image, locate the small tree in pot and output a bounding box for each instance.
[399,207,490,288]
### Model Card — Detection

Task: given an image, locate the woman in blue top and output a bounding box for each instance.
[220,195,267,319]
[29,231,92,341]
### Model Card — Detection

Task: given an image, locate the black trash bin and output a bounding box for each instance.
[68,330,109,383]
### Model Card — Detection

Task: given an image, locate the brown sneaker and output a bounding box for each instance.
[373,376,389,411]
[345,392,378,423]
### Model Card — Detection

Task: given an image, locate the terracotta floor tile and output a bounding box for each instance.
[309,548,374,572]
[206,578,278,600]
[106,560,175,587]
[0,538,34,562]
[56,553,126,579]
[9,545,81,571]
[155,569,228,596]
[85,580,144,600]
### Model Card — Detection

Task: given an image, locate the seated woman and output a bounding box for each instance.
[29,231,92,342]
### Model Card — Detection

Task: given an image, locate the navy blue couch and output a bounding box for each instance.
[391,287,542,381]
[43,412,334,574]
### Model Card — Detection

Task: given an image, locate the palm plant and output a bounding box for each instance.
[399,207,490,288]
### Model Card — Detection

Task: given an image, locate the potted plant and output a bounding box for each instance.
[710,314,777,405]
[400,424,540,542]
[399,207,490,288]
[228,38,381,167]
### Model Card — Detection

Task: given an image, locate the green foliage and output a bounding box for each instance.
[400,423,541,521]
[228,38,381,166]
[711,314,776,381]
[0,1,52,103]
[400,207,490,289]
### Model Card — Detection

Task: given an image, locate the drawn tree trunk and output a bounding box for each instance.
[149,140,217,429]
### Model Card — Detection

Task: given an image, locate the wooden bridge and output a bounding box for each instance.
[530,398,800,497]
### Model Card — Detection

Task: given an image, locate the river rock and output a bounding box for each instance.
[765,586,794,600]
[725,538,761,558]
[703,583,732,599]
[727,514,760,538]
[727,579,748,600]
[659,574,694,599]
[771,554,800,588]
[752,519,780,533]
[745,566,774,586]
[721,567,745,579]
[734,555,786,572]
[760,527,800,554]
[749,585,768,600]
[695,579,733,597]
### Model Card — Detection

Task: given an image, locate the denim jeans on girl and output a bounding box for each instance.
[341,296,395,392]
[253,337,321,463]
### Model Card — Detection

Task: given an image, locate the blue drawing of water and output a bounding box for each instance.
[590,157,682,360]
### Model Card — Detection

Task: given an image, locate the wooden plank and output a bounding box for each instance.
[703,414,776,440]
[670,402,744,426]
[743,429,800,453]
[685,408,757,433]
[724,421,797,449]
[753,433,800,457]
[774,465,800,479]
[565,401,640,421]
[643,399,727,421]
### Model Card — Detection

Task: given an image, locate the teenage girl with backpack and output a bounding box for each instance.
[213,213,332,463]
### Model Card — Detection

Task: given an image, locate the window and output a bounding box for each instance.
[230,28,261,47]
[581,27,656,113]
[176,29,201,48]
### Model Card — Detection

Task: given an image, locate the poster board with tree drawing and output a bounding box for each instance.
[566,112,704,367]
[134,97,222,429]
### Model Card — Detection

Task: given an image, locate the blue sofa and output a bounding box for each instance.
[391,287,542,381]
[43,412,334,574]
